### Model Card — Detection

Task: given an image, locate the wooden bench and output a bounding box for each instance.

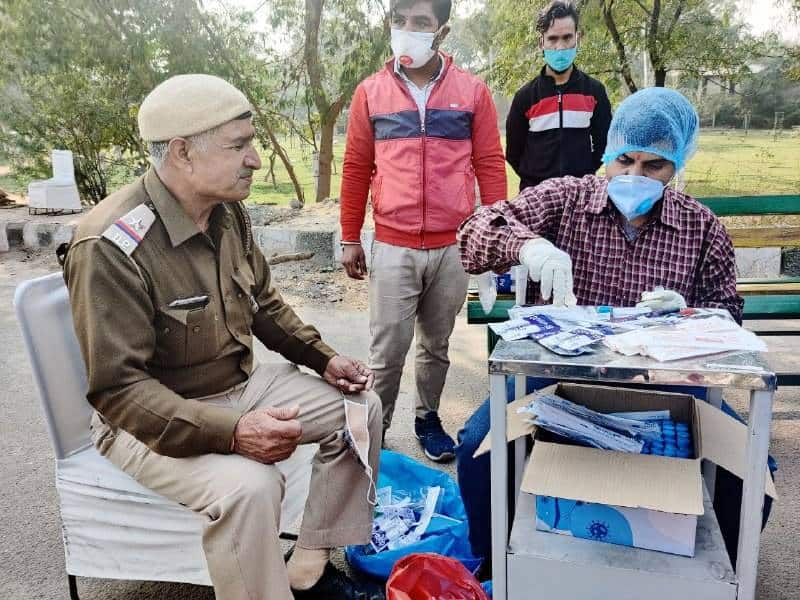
[466,194,800,385]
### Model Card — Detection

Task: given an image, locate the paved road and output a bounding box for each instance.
[1,250,798,599]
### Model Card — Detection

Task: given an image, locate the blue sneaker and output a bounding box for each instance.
[414,412,456,462]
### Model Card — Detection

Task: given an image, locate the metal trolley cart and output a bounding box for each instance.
[487,339,776,600]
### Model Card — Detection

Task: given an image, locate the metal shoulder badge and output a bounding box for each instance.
[101,204,156,256]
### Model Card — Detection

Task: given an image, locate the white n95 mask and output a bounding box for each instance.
[391,28,437,68]
[343,395,376,505]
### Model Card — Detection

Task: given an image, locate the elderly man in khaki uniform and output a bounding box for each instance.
[62,74,384,600]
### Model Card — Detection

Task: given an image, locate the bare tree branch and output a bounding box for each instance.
[194,0,306,204]
[599,0,638,93]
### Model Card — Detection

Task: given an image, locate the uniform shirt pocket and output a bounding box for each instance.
[154,304,220,367]
[185,305,220,365]
[154,306,190,367]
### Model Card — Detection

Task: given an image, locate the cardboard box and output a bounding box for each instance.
[476,383,777,557]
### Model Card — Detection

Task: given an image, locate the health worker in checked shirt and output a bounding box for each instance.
[454,87,754,571]
[459,86,742,322]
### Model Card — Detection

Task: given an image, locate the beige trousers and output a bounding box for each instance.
[368,241,469,429]
[91,363,382,600]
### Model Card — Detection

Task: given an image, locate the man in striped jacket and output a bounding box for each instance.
[506,1,612,191]
[340,0,507,462]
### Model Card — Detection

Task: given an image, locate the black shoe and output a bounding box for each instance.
[292,562,385,599]
[475,558,492,582]
[414,411,456,463]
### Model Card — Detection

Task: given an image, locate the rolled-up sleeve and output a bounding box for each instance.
[64,240,241,457]
[457,180,570,274]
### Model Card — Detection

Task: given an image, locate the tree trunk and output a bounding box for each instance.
[316,98,343,202]
[304,0,334,202]
[654,69,667,86]
[194,0,305,205]
[599,0,638,93]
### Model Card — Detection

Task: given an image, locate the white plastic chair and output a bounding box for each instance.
[27,150,82,215]
[14,273,314,599]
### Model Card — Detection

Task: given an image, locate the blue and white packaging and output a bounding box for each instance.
[535,495,698,556]
[475,383,779,559]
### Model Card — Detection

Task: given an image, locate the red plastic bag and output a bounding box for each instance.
[386,553,489,600]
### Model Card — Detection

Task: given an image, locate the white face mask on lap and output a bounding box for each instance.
[391,28,437,69]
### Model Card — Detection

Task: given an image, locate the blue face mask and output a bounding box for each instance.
[607,175,667,221]
[543,46,577,73]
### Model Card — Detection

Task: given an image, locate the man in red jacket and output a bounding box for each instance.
[340,0,507,462]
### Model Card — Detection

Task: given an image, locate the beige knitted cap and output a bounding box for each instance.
[138,74,253,142]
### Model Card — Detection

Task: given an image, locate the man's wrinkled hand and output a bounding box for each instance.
[232,405,302,464]
[323,355,374,394]
[341,244,368,280]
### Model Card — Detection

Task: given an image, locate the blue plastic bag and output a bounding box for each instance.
[346,450,482,579]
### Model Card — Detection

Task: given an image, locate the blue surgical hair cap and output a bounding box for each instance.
[601,87,700,171]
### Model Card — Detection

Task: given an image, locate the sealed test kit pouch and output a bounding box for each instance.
[386,553,490,600]
[346,450,482,579]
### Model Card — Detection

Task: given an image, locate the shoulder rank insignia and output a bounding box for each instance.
[101,203,157,256]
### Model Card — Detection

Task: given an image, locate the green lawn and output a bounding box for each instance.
[683,131,800,197]
[248,137,345,205]
[2,130,798,204]
[248,130,800,204]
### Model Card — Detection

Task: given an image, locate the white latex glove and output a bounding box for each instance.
[518,238,577,307]
[636,287,687,313]
[476,271,497,315]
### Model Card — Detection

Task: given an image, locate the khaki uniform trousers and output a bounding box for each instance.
[368,241,469,430]
[91,363,382,600]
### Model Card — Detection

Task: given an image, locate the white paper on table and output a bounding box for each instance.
[603,316,767,361]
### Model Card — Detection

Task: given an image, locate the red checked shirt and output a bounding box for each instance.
[457,175,744,322]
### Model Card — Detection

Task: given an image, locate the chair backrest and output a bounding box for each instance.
[14,272,92,459]
[51,149,76,183]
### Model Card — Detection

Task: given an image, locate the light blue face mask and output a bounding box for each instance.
[607,174,667,222]
[543,46,577,73]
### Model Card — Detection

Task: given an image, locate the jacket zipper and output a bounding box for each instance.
[558,90,564,176]
[394,60,446,249]
[420,108,427,248]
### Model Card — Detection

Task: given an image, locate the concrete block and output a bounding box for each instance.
[252,227,298,256]
[22,222,61,248]
[782,248,800,277]
[0,223,8,252]
[735,248,781,278]
[54,224,76,248]
[735,247,781,278]
[3,221,25,247]
[295,230,336,266]
[252,226,336,267]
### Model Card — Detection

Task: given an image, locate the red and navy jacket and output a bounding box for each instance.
[506,66,611,191]
[340,55,507,250]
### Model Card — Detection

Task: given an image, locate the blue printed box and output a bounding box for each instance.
[474,383,779,558]
[534,494,698,557]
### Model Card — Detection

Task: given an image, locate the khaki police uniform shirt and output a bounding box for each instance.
[63,169,337,457]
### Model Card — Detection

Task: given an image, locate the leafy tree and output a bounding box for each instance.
[487,0,764,100]
[265,0,388,202]
[0,0,304,203]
